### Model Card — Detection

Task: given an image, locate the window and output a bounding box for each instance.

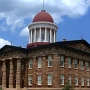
[60,55,64,67]
[81,77,84,86]
[29,59,32,69]
[28,75,32,85]
[75,76,78,86]
[38,57,42,68]
[41,33,44,41]
[87,77,89,86]
[75,59,78,69]
[48,55,52,67]
[68,57,71,68]
[48,74,52,85]
[38,75,41,85]
[86,62,89,71]
[68,75,71,84]
[60,74,64,85]
[80,60,84,70]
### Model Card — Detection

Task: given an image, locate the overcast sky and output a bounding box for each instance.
[0,0,90,48]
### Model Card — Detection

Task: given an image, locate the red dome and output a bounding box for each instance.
[33,10,54,23]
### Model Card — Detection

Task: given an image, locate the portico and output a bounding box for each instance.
[1,57,27,90]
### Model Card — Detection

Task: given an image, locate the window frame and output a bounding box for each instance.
[68,57,71,68]
[81,77,84,86]
[38,75,41,85]
[28,75,32,85]
[80,60,84,70]
[68,75,71,84]
[86,62,89,71]
[75,59,78,69]
[60,55,64,67]
[48,74,52,85]
[48,55,52,67]
[41,33,44,41]
[87,77,89,86]
[29,59,32,69]
[60,74,64,85]
[38,57,42,68]
[75,76,78,86]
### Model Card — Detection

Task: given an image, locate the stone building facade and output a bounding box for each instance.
[0,40,90,90]
[0,10,90,90]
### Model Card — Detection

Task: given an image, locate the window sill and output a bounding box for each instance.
[38,67,42,69]
[86,70,89,72]
[68,67,71,68]
[38,84,41,85]
[81,85,84,86]
[61,66,64,68]
[28,84,32,86]
[29,68,32,70]
[48,84,52,85]
[75,68,78,70]
[61,84,64,86]
[75,85,78,86]
[48,66,52,67]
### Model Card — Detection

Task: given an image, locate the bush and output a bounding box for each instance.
[0,87,2,90]
[62,83,74,90]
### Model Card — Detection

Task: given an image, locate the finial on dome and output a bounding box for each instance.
[43,0,44,10]
[41,0,46,12]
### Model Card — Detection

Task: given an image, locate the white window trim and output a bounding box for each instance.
[81,60,84,70]
[68,75,71,84]
[48,55,52,67]
[48,74,52,85]
[75,59,78,69]
[86,62,89,71]
[68,57,71,68]
[29,59,32,69]
[38,57,42,68]
[38,75,41,85]
[28,75,32,85]
[87,77,89,86]
[75,76,78,86]
[60,74,64,85]
[81,77,84,86]
[60,56,64,67]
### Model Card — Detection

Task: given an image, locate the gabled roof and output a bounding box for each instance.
[27,39,90,55]
[0,45,26,54]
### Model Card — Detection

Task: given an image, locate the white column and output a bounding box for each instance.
[34,28,36,42]
[31,30,32,43]
[40,27,41,42]
[45,27,47,42]
[29,30,30,44]
[50,29,52,43]
[54,30,56,42]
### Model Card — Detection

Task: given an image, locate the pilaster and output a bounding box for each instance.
[42,56,46,87]
[16,59,21,88]
[2,60,6,89]
[9,59,13,88]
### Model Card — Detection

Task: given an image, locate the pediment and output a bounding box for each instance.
[0,45,13,53]
[66,40,90,53]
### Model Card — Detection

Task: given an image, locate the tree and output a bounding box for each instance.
[62,83,74,90]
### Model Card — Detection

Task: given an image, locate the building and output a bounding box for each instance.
[0,10,90,90]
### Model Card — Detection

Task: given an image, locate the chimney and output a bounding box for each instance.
[63,39,66,41]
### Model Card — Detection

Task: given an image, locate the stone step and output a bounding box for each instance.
[4,88,27,90]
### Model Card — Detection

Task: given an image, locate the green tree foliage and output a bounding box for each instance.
[62,83,74,90]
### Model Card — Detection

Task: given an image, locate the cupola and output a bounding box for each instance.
[27,10,58,48]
